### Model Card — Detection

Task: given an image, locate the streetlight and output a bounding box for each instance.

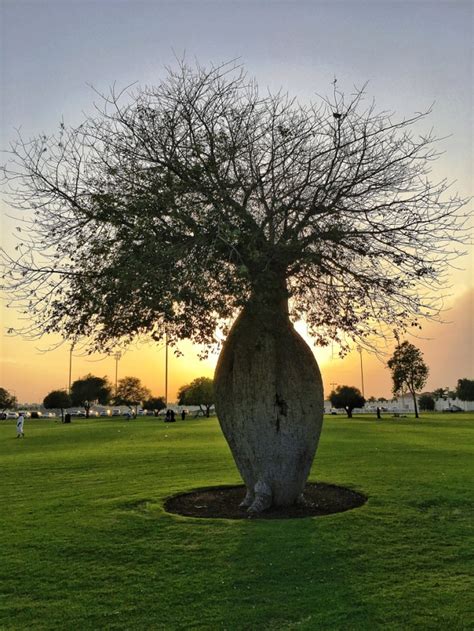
[357,346,365,398]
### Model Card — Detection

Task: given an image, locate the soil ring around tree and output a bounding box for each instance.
[164,482,367,520]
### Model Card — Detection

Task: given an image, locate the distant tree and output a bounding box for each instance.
[43,389,72,422]
[178,377,214,417]
[432,388,447,400]
[115,377,151,417]
[71,374,112,418]
[367,396,377,403]
[387,341,428,419]
[329,385,365,418]
[0,387,17,412]
[379,397,388,403]
[418,394,435,411]
[143,396,166,416]
[456,378,474,402]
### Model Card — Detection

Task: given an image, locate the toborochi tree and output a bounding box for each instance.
[1,61,468,512]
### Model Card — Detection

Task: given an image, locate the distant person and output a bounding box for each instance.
[165,409,171,422]
[16,413,25,438]
[376,407,381,420]
[64,413,71,424]
[170,409,176,422]
[181,410,186,421]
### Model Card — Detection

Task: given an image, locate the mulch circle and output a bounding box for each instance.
[164,482,367,520]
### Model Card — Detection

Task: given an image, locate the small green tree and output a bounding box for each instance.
[329,385,365,418]
[43,389,72,422]
[178,377,214,417]
[115,377,151,417]
[0,387,17,412]
[418,393,435,411]
[456,378,474,402]
[71,374,112,418]
[387,341,429,419]
[432,388,447,400]
[143,396,166,416]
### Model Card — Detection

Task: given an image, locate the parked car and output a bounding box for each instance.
[6,411,18,419]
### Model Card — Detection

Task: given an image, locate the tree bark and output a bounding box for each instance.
[411,389,419,418]
[214,289,324,513]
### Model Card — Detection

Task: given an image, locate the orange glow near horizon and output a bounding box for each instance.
[1,287,472,404]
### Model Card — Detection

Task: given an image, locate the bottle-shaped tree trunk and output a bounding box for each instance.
[214,287,324,513]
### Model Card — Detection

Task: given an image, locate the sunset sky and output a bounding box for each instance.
[1,0,472,404]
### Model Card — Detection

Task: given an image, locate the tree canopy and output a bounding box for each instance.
[0,387,17,411]
[329,385,365,418]
[43,389,72,421]
[178,377,214,417]
[456,378,474,402]
[387,341,428,418]
[2,61,468,355]
[143,396,166,414]
[115,376,151,415]
[418,393,435,411]
[71,374,112,416]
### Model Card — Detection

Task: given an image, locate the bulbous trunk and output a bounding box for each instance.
[214,290,324,513]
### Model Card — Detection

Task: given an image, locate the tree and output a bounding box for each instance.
[0,387,17,412]
[387,341,429,418]
[71,374,112,418]
[456,379,474,401]
[432,388,447,401]
[178,377,214,417]
[418,393,435,411]
[329,385,365,418]
[115,377,151,417]
[2,61,467,512]
[143,396,166,416]
[43,390,72,422]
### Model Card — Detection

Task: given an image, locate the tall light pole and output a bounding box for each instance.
[357,346,365,398]
[114,352,122,396]
[164,332,169,407]
[68,344,74,393]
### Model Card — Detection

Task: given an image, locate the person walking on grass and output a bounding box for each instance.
[16,413,25,438]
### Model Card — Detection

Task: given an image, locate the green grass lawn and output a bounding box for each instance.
[0,412,473,630]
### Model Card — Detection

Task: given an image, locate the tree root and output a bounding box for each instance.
[239,490,254,508]
[248,481,272,514]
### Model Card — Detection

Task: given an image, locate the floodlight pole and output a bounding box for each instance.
[68,344,74,393]
[357,346,365,398]
[114,352,122,396]
[165,332,168,407]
